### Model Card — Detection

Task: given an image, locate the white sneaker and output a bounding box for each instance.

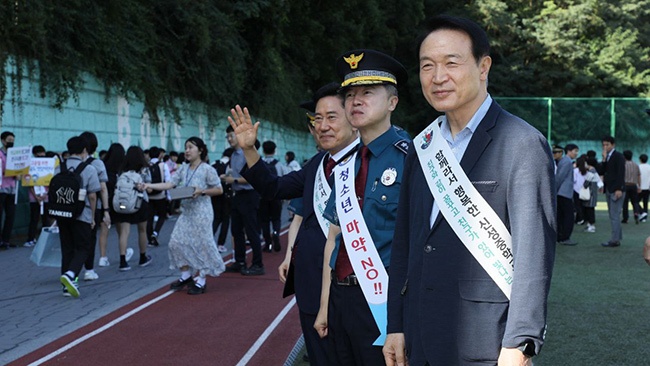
[584,225,596,233]
[217,245,228,253]
[125,248,134,262]
[23,240,36,248]
[98,257,110,267]
[83,270,99,281]
[640,212,648,221]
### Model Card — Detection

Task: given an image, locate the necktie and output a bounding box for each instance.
[324,157,336,178]
[335,146,371,280]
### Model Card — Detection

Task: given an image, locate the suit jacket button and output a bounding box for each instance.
[424,245,433,253]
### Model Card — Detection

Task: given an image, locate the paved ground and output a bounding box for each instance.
[0,205,294,365]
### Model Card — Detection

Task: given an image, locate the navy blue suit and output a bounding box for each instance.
[388,102,556,364]
[242,151,331,365]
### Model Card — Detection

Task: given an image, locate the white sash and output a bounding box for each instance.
[333,151,389,345]
[414,118,513,299]
[313,155,332,238]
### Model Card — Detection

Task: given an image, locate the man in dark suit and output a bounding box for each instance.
[227,82,359,366]
[599,135,626,247]
[384,16,556,365]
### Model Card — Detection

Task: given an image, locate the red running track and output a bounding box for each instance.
[11,234,302,366]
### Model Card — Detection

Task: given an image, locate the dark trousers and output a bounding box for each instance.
[231,190,263,267]
[623,184,641,221]
[640,190,649,214]
[259,198,282,245]
[0,192,16,243]
[583,206,596,225]
[573,191,584,223]
[85,209,103,270]
[59,218,92,277]
[327,281,384,366]
[146,198,168,238]
[211,195,231,245]
[299,310,332,366]
[28,202,50,241]
[557,196,575,241]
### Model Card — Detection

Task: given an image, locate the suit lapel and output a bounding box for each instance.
[426,101,502,236]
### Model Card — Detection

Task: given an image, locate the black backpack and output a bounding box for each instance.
[264,159,279,175]
[148,162,164,195]
[48,160,90,219]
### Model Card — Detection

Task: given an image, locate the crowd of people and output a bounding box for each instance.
[554,136,650,248]
[0,128,301,297]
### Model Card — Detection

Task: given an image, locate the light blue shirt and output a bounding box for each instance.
[429,94,493,227]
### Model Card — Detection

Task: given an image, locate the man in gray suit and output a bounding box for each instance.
[384,16,556,365]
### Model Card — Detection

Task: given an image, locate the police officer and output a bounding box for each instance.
[315,49,410,365]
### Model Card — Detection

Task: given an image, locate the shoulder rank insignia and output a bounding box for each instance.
[344,53,364,70]
[394,139,409,154]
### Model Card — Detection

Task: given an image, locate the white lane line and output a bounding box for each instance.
[236,297,297,366]
[30,226,292,365]
[28,290,175,366]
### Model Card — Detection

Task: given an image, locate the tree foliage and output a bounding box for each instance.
[0,0,647,133]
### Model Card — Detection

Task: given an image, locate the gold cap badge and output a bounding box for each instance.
[344,53,364,70]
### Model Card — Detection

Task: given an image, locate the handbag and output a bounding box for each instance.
[579,186,591,201]
[30,227,62,267]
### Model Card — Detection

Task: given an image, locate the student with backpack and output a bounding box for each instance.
[79,131,111,281]
[112,146,152,271]
[145,146,170,247]
[49,136,101,298]
[97,143,128,267]
[143,137,225,295]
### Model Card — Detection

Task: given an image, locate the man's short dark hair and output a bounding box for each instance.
[79,131,98,154]
[169,151,178,157]
[623,150,633,160]
[602,135,616,144]
[149,146,160,160]
[640,154,648,163]
[262,141,276,155]
[1,131,14,140]
[32,145,46,155]
[226,125,234,133]
[587,150,597,158]
[565,144,578,153]
[66,136,85,155]
[417,15,490,63]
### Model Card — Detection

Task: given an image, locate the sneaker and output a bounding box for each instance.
[119,263,132,271]
[98,257,110,267]
[601,241,621,247]
[83,270,99,281]
[125,248,134,262]
[575,220,585,225]
[241,264,265,276]
[139,255,153,267]
[640,212,648,221]
[60,274,80,298]
[217,245,228,253]
[62,285,71,297]
[23,240,36,248]
[584,225,596,233]
[147,236,159,247]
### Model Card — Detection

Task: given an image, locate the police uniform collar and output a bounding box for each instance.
[363,126,402,159]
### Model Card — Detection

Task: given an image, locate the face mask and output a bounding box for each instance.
[5,142,13,148]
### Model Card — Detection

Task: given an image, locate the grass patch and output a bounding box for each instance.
[537,201,650,365]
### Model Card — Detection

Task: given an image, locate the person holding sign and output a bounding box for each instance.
[228,82,359,366]
[383,16,556,365]
[313,50,410,365]
[0,131,17,249]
